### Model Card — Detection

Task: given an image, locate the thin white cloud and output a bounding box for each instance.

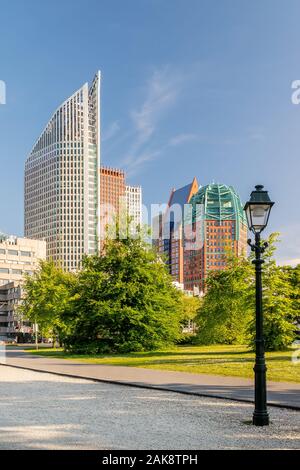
[246,126,265,142]
[126,150,162,177]
[102,121,120,142]
[279,258,300,267]
[276,223,300,266]
[169,133,199,146]
[131,68,179,146]
[248,132,265,142]
[123,66,183,173]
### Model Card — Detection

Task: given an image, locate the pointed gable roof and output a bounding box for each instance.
[168,177,198,209]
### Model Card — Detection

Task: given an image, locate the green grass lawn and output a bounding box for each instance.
[25,344,300,383]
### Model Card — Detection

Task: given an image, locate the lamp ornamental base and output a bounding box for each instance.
[253,410,269,426]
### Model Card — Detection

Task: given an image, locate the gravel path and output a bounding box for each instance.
[0,365,299,450]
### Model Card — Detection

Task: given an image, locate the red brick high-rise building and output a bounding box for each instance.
[100,167,125,213]
[99,167,125,246]
[99,167,142,248]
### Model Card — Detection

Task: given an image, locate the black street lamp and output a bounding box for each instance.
[244,185,274,426]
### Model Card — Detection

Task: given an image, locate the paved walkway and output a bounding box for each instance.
[3,348,300,409]
[1,365,299,450]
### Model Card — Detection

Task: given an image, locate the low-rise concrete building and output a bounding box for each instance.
[0,235,46,340]
[0,282,30,340]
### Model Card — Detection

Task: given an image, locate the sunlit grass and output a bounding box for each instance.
[25,344,300,383]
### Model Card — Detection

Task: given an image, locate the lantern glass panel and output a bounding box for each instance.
[249,203,270,233]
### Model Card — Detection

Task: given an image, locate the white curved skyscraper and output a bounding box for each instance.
[24,72,101,270]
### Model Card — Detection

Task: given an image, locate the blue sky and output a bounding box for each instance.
[0,0,300,264]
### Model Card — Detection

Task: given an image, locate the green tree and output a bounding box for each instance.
[194,233,297,350]
[180,295,201,326]
[195,253,253,345]
[248,233,297,351]
[19,259,76,344]
[284,264,300,323]
[63,228,183,353]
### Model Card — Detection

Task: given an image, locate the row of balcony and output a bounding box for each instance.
[0,326,16,333]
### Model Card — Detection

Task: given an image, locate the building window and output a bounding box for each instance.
[0,268,9,273]
[21,251,31,257]
[8,250,18,256]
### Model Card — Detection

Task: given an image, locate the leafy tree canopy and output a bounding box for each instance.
[195,253,253,345]
[63,229,183,353]
[18,259,76,340]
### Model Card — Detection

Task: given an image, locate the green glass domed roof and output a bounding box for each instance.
[184,183,246,238]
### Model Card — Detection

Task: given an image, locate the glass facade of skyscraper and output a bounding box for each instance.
[24,72,101,270]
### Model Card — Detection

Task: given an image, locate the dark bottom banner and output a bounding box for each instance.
[0,450,297,467]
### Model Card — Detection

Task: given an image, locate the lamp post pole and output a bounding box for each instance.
[244,184,274,426]
[250,232,269,426]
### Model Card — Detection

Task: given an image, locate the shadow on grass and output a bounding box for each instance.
[25,351,295,368]
[28,349,253,359]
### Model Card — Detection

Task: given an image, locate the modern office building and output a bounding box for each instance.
[153,178,199,284]
[125,185,142,229]
[0,234,46,339]
[24,72,101,270]
[183,183,247,292]
[100,166,125,214]
[99,168,143,246]
[99,166,125,244]
[154,182,247,292]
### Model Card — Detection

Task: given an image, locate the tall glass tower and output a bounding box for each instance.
[24,72,101,270]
